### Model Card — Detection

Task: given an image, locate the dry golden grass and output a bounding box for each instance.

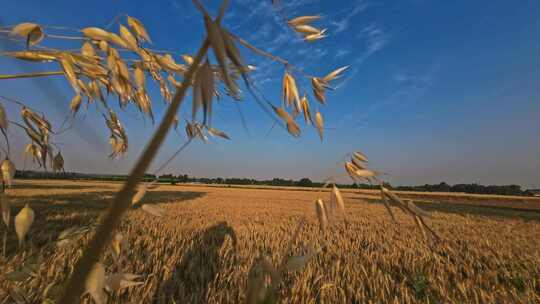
[1,179,540,303]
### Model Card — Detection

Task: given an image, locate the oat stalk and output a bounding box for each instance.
[57,39,210,304]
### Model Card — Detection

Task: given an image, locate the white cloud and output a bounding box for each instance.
[330,0,370,34]
[335,49,352,59]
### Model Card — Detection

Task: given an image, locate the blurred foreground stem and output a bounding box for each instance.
[58,38,210,304]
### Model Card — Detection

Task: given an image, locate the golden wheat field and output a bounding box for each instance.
[1,179,540,303]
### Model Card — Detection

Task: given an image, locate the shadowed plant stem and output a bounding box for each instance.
[58,39,210,304]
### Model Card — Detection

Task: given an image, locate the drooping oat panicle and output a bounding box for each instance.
[11,22,44,47]
[127,15,152,43]
[287,15,321,27]
[1,158,16,187]
[0,193,10,228]
[85,262,106,304]
[314,110,324,141]
[14,203,34,246]
[315,198,328,231]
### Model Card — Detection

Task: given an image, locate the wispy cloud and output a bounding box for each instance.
[335,24,389,89]
[356,62,441,123]
[330,0,370,34]
[335,49,352,59]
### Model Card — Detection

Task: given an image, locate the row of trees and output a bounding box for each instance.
[15,170,534,196]
[394,182,533,196]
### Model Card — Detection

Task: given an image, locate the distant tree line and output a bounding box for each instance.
[394,182,533,196]
[14,170,534,196]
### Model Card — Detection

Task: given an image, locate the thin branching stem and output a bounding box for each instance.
[57,38,210,304]
[0,71,64,80]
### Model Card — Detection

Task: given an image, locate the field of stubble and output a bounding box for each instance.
[1,180,539,303]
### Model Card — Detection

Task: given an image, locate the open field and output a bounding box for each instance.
[1,179,540,303]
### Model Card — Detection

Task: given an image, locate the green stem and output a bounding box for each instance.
[0,71,64,80]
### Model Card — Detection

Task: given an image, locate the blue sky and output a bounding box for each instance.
[1,0,539,188]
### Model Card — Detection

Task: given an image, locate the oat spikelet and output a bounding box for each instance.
[304,32,327,42]
[200,60,215,124]
[81,42,97,58]
[332,185,345,215]
[207,127,231,140]
[52,151,65,173]
[288,15,321,27]
[1,158,16,187]
[314,110,324,141]
[204,13,236,97]
[311,78,326,104]
[15,204,34,246]
[70,94,82,115]
[85,262,107,304]
[272,105,301,137]
[0,193,10,228]
[283,246,321,271]
[0,103,8,130]
[282,72,301,111]
[293,25,321,35]
[300,95,312,125]
[11,22,44,47]
[141,204,165,217]
[119,25,138,51]
[182,54,194,65]
[323,66,349,82]
[105,272,143,291]
[127,15,152,43]
[315,198,328,231]
[131,186,146,205]
[81,27,112,41]
[352,151,368,163]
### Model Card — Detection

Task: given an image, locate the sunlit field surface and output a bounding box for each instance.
[1,180,539,303]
